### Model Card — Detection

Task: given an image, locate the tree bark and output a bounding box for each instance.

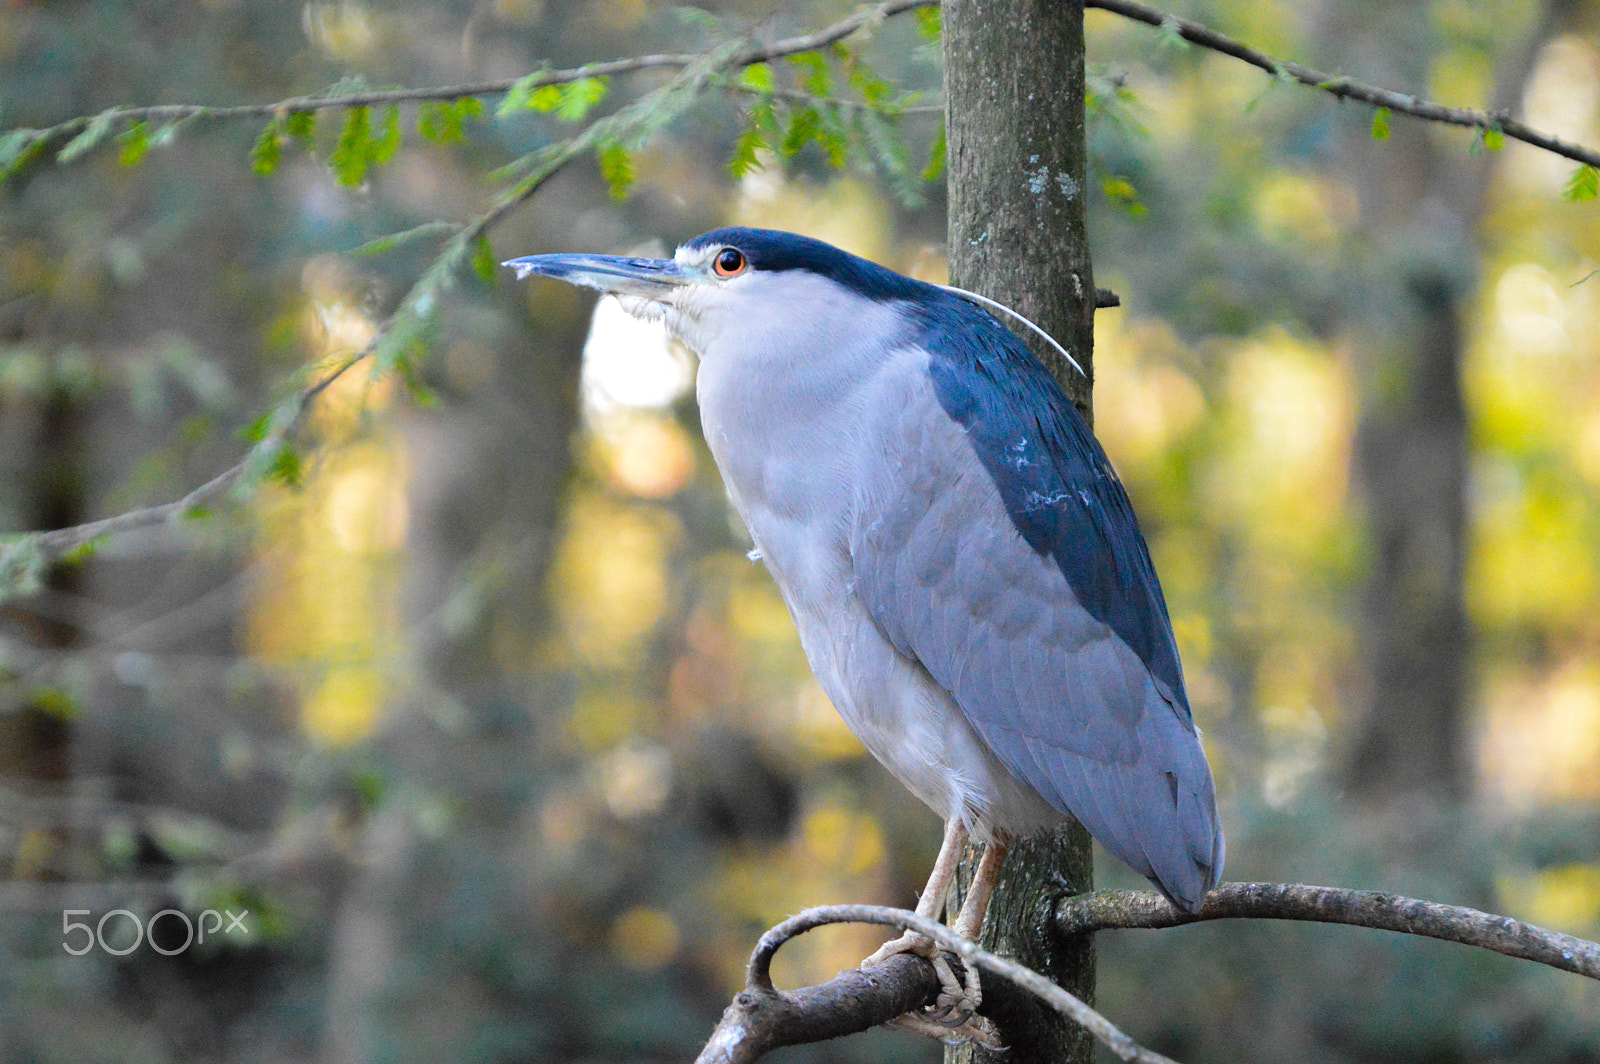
[944,1,1097,1060]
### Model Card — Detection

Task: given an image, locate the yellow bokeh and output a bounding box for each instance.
[1481,661,1600,805]
[590,413,697,499]
[1498,864,1600,935]
[610,906,679,971]
[1205,330,1354,558]
[302,665,387,748]
[546,495,678,670]
[247,293,405,750]
[802,800,886,878]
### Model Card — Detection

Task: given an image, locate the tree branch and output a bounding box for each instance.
[697,904,1178,1064]
[1,0,938,584]
[1086,0,1600,169]
[1056,882,1600,981]
[5,0,938,152]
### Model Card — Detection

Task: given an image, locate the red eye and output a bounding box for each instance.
[713,247,746,278]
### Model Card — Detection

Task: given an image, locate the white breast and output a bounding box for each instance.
[683,276,1061,839]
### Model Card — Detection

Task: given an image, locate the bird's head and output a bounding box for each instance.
[504,227,932,360]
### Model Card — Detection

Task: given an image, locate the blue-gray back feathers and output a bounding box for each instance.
[862,290,1221,908]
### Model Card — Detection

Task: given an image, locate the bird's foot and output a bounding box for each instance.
[863,931,1002,1049]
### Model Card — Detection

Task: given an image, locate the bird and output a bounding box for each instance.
[505,227,1223,1038]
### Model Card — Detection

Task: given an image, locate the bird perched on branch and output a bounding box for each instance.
[506,227,1223,1041]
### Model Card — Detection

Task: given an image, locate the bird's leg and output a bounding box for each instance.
[917,837,1008,1032]
[863,821,1004,1048]
[951,837,1008,941]
[863,818,967,966]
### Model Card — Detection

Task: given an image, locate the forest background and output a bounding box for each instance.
[1,0,1598,1061]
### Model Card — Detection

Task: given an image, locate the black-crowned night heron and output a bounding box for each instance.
[506,228,1223,1038]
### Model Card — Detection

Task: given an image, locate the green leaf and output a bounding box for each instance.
[1101,175,1148,217]
[56,108,121,165]
[117,120,151,166]
[557,77,610,122]
[267,443,303,488]
[815,106,848,168]
[1370,107,1390,141]
[61,534,107,567]
[1564,164,1599,202]
[597,141,634,200]
[371,106,402,166]
[250,121,284,176]
[418,97,485,142]
[847,58,895,107]
[728,97,777,177]
[499,72,548,115]
[331,107,373,186]
[914,7,941,40]
[240,410,273,444]
[780,106,822,156]
[285,109,317,145]
[524,85,565,113]
[921,120,946,182]
[417,101,451,142]
[1482,126,1505,152]
[790,52,832,97]
[729,124,767,177]
[31,686,82,721]
[738,63,774,92]
[470,234,498,285]
[501,73,606,120]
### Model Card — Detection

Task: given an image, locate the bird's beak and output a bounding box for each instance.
[501,253,689,298]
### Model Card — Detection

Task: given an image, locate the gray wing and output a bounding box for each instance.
[848,342,1222,909]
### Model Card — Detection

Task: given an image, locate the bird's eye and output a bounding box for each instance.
[713,247,747,278]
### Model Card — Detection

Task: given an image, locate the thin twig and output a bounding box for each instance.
[22,350,363,559]
[698,903,1178,1064]
[1087,0,1600,169]
[1056,882,1600,981]
[721,83,946,117]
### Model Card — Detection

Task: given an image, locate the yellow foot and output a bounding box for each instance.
[862,931,1001,1048]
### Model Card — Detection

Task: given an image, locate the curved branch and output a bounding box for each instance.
[1087,0,1600,169]
[698,903,1178,1064]
[1056,882,1600,981]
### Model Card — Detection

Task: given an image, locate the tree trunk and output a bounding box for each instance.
[1328,0,1572,804]
[944,1,1096,1060]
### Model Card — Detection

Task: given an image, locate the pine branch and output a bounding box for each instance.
[0,0,941,587]
[1087,0,1600,169]
[4,0,938,162]
[1055,882,1600,980]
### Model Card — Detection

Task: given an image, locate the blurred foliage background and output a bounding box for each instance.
[1,1,1598,1062]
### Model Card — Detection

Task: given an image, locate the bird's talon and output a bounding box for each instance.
[864,932,987,1042]
[885,1011,1004,1049]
